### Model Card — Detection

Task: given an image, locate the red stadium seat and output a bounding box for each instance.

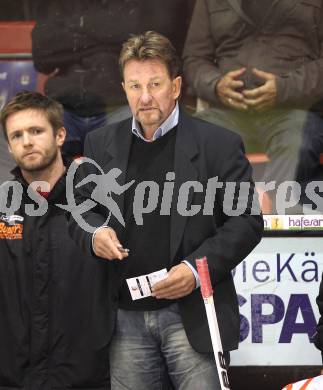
[0,21,35,54]
[0,21,47,97]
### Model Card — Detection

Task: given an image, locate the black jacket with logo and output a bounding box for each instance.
[0,164,111,390]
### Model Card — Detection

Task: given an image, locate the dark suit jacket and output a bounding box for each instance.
[69,109,263,353]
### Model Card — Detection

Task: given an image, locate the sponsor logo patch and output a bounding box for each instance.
[0,221,23,240]
[0,215,24,224]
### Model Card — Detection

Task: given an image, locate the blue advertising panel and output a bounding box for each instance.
[231,236,323,366]
[0,60,37,110]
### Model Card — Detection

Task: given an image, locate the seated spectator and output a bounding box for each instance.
[183,0,323,213]
[32,0,195,157]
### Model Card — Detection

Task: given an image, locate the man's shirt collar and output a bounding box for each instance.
[131,102,179,142]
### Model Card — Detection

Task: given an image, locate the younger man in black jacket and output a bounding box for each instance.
[0,91,111,390]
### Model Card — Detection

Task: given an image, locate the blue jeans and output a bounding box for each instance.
[62,106,131,157]
[109,303,222,390]
[62,110,108,157]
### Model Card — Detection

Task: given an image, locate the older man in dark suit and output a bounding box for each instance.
[69,31,263,389]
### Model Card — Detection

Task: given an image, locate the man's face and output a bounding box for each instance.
[6,108,65,174]
[122,59,181,136]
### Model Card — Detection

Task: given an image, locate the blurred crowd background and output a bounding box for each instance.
[1,0,323,215]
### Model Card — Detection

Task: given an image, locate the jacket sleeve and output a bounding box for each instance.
[185,134,264,283]
[275,7,323,107]
[67,134,108,257]
[182,0,223,103]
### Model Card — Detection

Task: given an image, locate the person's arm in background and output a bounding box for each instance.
[182,0,223,103]
[243,7,323,111]
[274,14,323,108]
[183,0,323,111]
[182,0,247,110]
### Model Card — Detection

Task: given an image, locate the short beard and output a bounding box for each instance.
[19,148,59,174]
[136,108,163,127]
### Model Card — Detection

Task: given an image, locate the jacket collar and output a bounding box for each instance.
[227,0,255,26]
[11,157,73,204]
[227,0,291,27]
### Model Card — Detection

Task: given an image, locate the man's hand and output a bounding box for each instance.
[242,68,277,111]
[152,263,196,300]
[93,227,128,260]
[216,68,248,110]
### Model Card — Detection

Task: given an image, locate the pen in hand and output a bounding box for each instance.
[117,244,130,253]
